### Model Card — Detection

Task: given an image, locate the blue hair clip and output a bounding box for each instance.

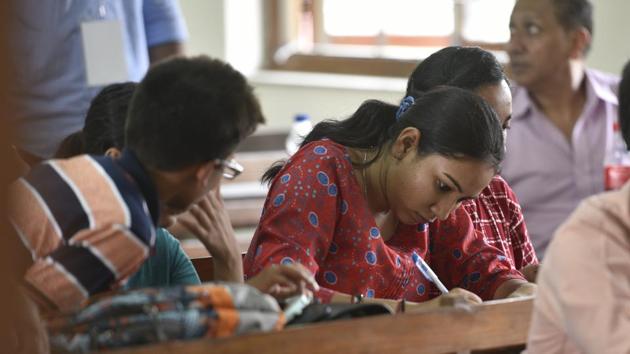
[396,96,415,121]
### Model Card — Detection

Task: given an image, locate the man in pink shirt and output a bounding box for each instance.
[526,59,630,353]
[502,0,619,258]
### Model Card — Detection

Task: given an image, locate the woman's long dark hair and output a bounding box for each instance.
[406,46,507,95]
[54,82,137,158]
[263,86,504,184]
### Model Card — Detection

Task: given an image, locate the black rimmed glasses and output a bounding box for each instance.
[214,158,244,180]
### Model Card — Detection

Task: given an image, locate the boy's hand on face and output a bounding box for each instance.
[177,187,243,282]
[178,187,239,259]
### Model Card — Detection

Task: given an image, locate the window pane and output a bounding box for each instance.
[323,0,454,38]
[462,0,515,43]
[322,0,381,36]
[384,0,454,36]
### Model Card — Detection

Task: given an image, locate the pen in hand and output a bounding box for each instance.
[414,255,449,294]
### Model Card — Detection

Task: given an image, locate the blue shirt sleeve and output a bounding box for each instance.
[125,228,200,289]
[163,230,201,286]
[142,0,188,47]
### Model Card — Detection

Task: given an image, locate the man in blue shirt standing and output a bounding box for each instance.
[9,0,188,160]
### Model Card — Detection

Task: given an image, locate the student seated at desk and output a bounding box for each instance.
[406,46,539,282]
[245,86,534,310]
[525,60,630,354]
[57,81,314,294]
[56,82,204,288]
[8,56,317,313]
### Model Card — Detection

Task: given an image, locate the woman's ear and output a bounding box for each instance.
[104,147,122,158]
[392,127,421,159]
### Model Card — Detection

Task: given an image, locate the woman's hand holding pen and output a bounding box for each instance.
[404,288,482,313]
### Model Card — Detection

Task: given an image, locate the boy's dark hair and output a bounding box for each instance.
[619,60,630,148]
[406,46,507,96]
[126,56,265,170]
[550,0,593,54]
[263,87,504,184]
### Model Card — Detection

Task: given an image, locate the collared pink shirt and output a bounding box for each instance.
[501,68,619,258]
[526,183,630,354]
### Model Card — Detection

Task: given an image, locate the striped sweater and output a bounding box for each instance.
[8,150,159,311]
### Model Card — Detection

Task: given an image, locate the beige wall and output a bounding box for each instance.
[586,0,630,75]
[179,0,630,131]
[180,1,225,58]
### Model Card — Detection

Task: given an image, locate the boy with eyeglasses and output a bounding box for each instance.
[8,56,318,312]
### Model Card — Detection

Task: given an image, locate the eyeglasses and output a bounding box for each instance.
[214,158,244,180]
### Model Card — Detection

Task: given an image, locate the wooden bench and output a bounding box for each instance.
[110,297,534,354]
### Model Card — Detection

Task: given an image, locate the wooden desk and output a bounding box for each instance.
[221,150,285,228]
[111,297,533,354]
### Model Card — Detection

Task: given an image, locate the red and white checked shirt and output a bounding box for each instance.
[462,176,538,270]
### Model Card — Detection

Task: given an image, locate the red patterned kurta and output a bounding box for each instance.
[244,140,524,303]
[462,176,539,270]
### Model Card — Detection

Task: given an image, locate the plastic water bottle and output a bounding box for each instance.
[285,113,313,156]
[604,122,630,190]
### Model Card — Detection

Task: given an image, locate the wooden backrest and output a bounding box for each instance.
[190,256,215,282]
[190,255,247,282]
[110,297,534,354]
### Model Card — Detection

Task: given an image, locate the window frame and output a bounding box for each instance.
[264,0,510,78]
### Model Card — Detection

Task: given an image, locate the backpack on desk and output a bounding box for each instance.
[47,282,283,352]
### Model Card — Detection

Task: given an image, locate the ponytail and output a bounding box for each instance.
[54,131,85,158]
[262,100,398,184]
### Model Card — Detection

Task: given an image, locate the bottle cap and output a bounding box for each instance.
[294,113,310,122]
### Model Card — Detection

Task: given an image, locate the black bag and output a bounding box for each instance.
[286,303,392,326]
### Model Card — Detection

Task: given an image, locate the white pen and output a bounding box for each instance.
[414,256,449,294]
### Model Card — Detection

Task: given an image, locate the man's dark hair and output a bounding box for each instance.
[126,56,265,170]
[550,0,593,54]
[619,60,630,148]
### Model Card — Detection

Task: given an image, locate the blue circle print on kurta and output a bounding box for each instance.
[365,251,377,265]
[396,256,402,267]
[366,289,375,298]
[470,271,481,283]
[324,271,337,284]
[281,257,294,265]
[417,223,427,232]
[308,211,319,226]
[316,171,329,186]
[328,183,338,196]
[369,227,381,239]
[416,283,426,295]
[255,245,263,257]
[280,173,291,184]
[340,200,349,214]
[273,193,285,207]
[453,249,462,259]
[313,145,328,155]
[329,242,338,254]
